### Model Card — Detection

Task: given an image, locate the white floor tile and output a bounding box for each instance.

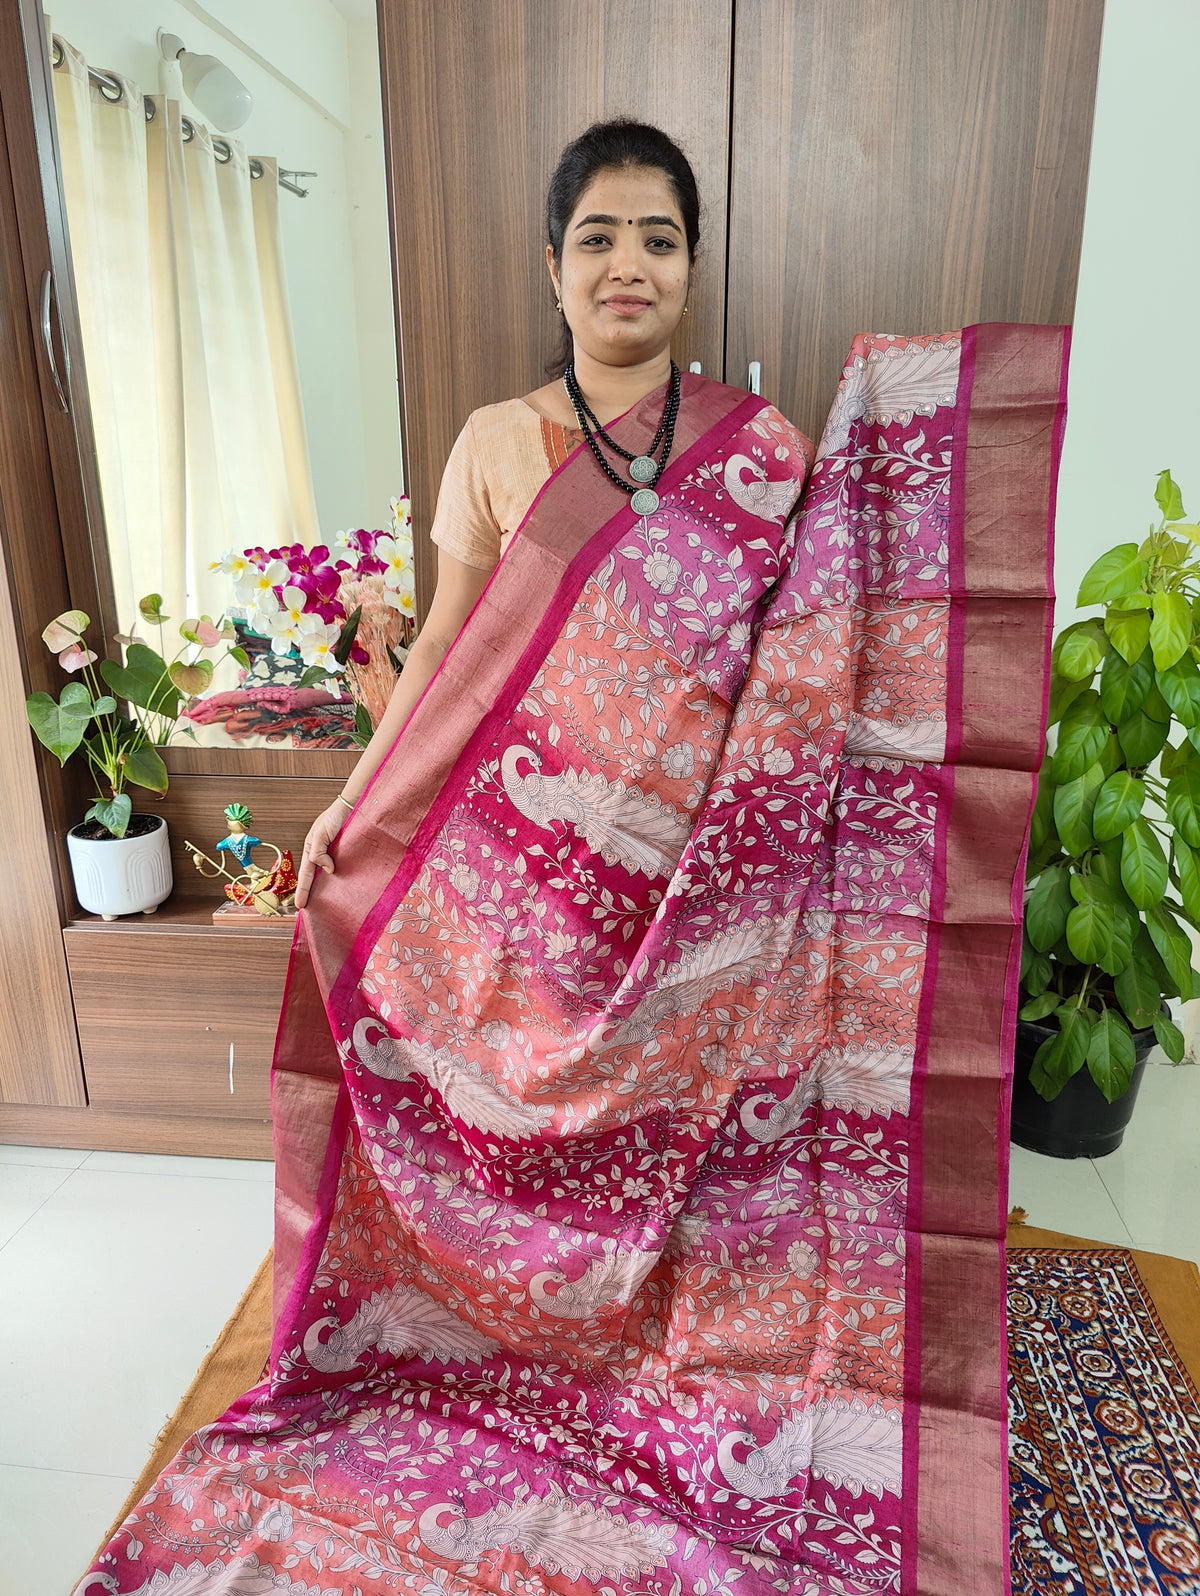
[0,1461,133,1596]
[1007,1142,1135,1246]
[0,1144,89,1170]
[0,1164,73,1250]
[0,1165,273,1478]
[1090,1063,1200,1266]
[80,1150,274,1182]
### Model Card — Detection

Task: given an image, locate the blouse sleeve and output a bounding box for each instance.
[428,411,503,572]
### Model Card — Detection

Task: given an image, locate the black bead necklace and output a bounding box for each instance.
[563,361,681,516]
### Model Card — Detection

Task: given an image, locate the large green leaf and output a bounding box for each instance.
[1091,771,1146,841]
[1135,920,1180,999]
[1020,935,1053,996]
[1117,708,1169,768]
[1047,673,1087,728]
[25,681,93,765]
[1146,902,1195,996]
[1026,865,1074,952]
[85,793,132,839]
[1153,1012,1185,1063]
[1029,766,1058,851]
[124,743,169,794]
[1156,469,1186,523]
[1157,656,1200,726]
[1150,590,1192,670]
[1104,608,1152,665]
[1161,738,1193,779]
[1087,1009,1137,1102]
[1052,690,1110,782]
[168,658,214,697]
[1121,818,1169,908]
[1065,895,1117,965]
[1100,647,1153,722]
[1174,835,1200,922]
[1019,993,1060,1022]
[100,643,180,717]
[1114,949,1164,1030]
[1166,765,1200,848]
[1029,1006,1093,1101]
[1055,620,1107,682]
[1076,544,1146,606]
[1052,762,1105,856]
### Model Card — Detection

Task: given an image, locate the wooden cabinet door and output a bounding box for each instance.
[725,0,1104,444]
[379,0,734,615]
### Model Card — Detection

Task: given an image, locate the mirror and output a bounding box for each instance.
[42,0,404,752]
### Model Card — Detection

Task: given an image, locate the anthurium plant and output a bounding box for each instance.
[1021,470,1200,1102]
[25,595,243,839]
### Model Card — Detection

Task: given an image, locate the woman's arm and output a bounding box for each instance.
[294,550,492,906]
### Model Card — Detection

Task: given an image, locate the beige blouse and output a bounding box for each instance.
[429,400,584,572]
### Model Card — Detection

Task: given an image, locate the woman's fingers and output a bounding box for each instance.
[295,837,336,908]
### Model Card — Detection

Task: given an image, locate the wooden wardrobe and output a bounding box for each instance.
[0,0,1104,1156]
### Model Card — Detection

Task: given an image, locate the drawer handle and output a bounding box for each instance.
[229,1042,235,1095]
[40,269,70,412]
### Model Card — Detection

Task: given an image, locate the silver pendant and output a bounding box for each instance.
[630,488,660,516]
[629,454,657,483]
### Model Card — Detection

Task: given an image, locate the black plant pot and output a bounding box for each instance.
[1011,1018,1154,1159]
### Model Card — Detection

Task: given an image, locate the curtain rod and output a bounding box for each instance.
[49,36,312,198]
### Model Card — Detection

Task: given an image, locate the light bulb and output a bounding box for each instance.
[177,50,252,132]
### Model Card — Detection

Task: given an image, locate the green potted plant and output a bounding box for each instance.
[1013,469,1200,1157]
[25,596,241,919]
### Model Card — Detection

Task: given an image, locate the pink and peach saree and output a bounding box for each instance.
[82,326,1068,1596]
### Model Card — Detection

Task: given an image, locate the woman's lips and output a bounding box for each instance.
[603,297,651,315]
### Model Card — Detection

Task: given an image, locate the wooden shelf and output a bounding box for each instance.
[67,892,298,938]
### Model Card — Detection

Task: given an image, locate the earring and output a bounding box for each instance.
[555,299,563,313]
[683,303,690,316]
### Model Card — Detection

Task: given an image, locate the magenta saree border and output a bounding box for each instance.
[902,325,1067,1595]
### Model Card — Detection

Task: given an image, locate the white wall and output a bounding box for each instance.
[1053,0,1200,628]
[45,0,403,542]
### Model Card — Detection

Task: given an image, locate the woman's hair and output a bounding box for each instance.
[546,119,701,266]
[545,119,700,372]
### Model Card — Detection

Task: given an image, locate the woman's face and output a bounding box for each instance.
[549,166,691,370]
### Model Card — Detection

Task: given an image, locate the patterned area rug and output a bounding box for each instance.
[1008,1245,1200,1595]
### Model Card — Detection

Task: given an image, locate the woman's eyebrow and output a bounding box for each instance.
[573,213,682,232]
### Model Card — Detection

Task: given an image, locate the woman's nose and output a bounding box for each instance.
[609,238,645,281]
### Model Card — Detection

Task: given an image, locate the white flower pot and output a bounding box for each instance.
[66,814,173,919]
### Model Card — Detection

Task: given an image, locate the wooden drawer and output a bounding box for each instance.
[64,919,292,1122]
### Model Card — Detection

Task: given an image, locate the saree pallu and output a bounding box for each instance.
[82,329,1067,1596]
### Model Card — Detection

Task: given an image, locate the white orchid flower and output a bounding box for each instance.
[297,616,345,672]
[375,534,414,586]
[383,585,417,617]
[234,559,288,608]
[210,549,255,580]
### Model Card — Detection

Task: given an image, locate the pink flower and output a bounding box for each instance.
[42,610,89,652]
[58,645,97,672]
[195,620,222,647]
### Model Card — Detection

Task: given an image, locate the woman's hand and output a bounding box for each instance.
[295,800,348,909]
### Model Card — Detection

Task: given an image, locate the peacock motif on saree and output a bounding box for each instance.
[528,1238,658,1320]
[722,452,801,523]
[717,1397,903,1501]
[417,1490,673,1579]
[500,744,691,879]
[73,1556,342,1594]
[302,1281,499,1373]
[350,1017,553,1139]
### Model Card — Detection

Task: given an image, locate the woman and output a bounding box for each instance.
[83,121,1066,1595]
[292,121,794,908]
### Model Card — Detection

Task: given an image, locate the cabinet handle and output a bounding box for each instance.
[228,1042,235,1094]
[747,360,762,397]
[39,269,69,412]
[688,361,701,374]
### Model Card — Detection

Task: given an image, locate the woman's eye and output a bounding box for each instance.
[579,234,611,248]
[647,237,678,251]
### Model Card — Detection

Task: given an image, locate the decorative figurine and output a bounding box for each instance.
[215,802,261,867]
[185,802,299,923]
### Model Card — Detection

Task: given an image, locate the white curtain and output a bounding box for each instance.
[50,34,319,635]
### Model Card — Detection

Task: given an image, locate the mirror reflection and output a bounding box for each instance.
[45,0,405,749]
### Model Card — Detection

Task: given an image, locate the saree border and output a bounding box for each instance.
[903,324,1068,1595]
